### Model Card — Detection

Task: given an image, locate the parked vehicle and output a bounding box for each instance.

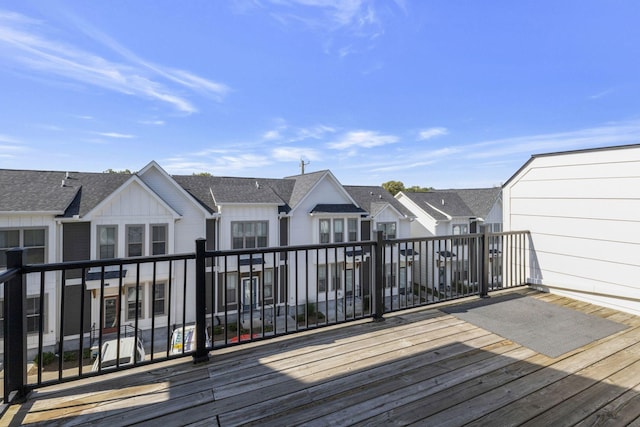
[170,325,212,355]
[91,336,145,371]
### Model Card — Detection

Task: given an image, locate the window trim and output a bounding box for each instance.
[151,281,167,316]
[1,227,47,267]
[125,284,144,321]
[377,222,397,239]
[150,223,168,255]
[97,225,118,259]
[231,221,268,249]
[126,224,145,257]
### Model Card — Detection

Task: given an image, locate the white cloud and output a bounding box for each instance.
[272,146,321,161]
[95,132,135,139]
[418,127,448,141]
[0,10,229,113]
[139,120,165,126]
[263,129,282,140]
[327,130,398,149]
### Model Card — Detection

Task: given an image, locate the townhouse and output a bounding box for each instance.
[395,187,502,291]
[0,162,414,349]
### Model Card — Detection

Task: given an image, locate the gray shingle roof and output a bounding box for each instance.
[0,169,129,216]
[344,185,415,218]
[173,175,293,213]
[401,188,501,220]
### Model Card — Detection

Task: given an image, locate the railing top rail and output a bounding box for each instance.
[0,266,20,283]
[22,252,196,274]
[205,240,377,257]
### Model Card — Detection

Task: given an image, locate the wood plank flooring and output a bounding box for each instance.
[4,288,640,426]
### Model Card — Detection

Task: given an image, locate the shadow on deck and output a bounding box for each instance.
[4,288,640,426]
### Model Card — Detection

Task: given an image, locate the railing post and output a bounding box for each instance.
[4,248,28,403]
[372,231,385,322]
[193,238,210,363]
[480,230,490,298]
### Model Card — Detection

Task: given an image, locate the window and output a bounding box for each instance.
[26,295,45,334]
[452,224,468,245]
[452,224,468,235]
[126,285,144,321]
[318,264,327,293]
[385,263,397,288]
[152,282,167,316]
[378,222,396,239]
[224,273,238,305]
[348,219,358,242]
[319,219,330,244]
[232,221,268,249]
[1,228,46,267]
[263,269,273,299]
[151,224,168,255]
[333,219,344,243]
[98,225,117,259]
[126,225,144,257]
[0,295,46,337]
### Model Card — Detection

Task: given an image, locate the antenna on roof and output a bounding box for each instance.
[300,158,310,174]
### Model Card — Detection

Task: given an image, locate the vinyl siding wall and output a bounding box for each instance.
[503,145,640,315]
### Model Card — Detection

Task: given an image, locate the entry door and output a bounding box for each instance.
[103,296,119,333]
[242,277,259,311]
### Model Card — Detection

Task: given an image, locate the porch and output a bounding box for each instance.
[5,287,640,426]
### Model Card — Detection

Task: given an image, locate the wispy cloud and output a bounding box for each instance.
[327,130,399,149]
[95,132,135,139]
[588,88,614,100]
[418,127,448,141]
[272,146,322,161]
[0,10,230,113]
[256,0,404,56]
[262,122,336,142]
[139,120,165,126]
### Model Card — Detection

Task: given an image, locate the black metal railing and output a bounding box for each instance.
[1,230,531,404]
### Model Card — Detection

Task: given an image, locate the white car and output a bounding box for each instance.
[92,336,145,371]
[170,325,211,355]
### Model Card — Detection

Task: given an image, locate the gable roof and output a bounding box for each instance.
[344,185,414,218]
[0,169,130,216]
[173,175,292,213]
[436,188,501,219]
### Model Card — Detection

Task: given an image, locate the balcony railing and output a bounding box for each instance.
[0,230,530,405]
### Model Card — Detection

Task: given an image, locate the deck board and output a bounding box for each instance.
[5,288,640,426]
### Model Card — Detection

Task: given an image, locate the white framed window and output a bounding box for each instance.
[378,222,396,239]
[263,269,273,299]
[331,263,343,291]
[333,219,344,243]
[452,224,468,235]
[224,273,238,305]
[348,218,358,242]
[26,295,46,334]
[232,221,268,249]
[1,228,47,267]
[126,225,144,257]
[98,225,117,259]
[152,282,167,316]
[125,285,144,321]
[319,219,330,244]
[318,264,327,293]
[151,224,168,255]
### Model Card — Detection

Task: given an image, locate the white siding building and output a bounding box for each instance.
[503,144,640,315]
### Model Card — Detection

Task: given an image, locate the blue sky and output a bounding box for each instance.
[1,1,640,188]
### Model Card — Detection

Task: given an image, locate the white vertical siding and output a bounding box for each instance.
[504,145,640,315]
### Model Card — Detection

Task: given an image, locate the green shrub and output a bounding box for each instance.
[34,351,55,366]
[63,351,77,362]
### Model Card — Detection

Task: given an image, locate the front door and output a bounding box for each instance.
[242,277,259,311]
[103,296,119,333]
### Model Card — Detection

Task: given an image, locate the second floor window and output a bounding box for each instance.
[98,226,117,259]
[348,218,358,242]
[378,222,396,239]
[232,221,268,249]
[151,224,168,255]
[319,219,330,244]
[126,225,144,257]
[0,228,46,267]
[333,219,344,243]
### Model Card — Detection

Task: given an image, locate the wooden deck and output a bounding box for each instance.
[4,288,640,426]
